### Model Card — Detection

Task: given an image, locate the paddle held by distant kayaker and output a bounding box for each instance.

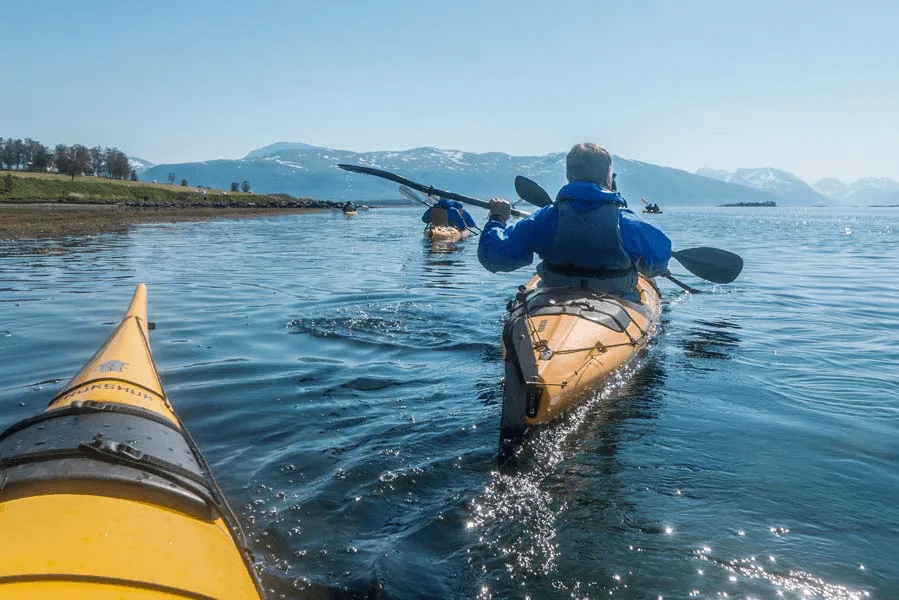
[421,196,476,231]
[478,143,672,300]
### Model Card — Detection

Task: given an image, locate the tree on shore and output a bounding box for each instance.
[54,145,71,176]
[90,146,105,176]
[230,182,239,192]
[10,139,24,170]
[167,173,176,184]
[180,178,188,186]
[241,180,251,193]
[1,138,21,169]
[32,145,52,172]
[1,136,140,180]
[130,169,138,181]
[105,148,130,179]
[74,145,91,178]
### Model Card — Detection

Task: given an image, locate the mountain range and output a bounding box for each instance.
[695,168,899,206]
[139,143,899,207]
[811,177,899,205]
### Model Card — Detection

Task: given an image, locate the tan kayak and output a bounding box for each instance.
[499,274,661,457]
[423,225,472,243]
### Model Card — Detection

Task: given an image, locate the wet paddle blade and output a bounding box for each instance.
[514,176,552,208]
[399,185,431,207]
[671,247,744,284]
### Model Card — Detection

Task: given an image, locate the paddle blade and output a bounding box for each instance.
[672,247,744,284]
[399,185,430,207]
[514,176,553,208]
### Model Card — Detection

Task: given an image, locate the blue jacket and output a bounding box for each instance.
[422,198,476,230]
[478,181,672,276]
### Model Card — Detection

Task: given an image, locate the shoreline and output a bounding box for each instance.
[0,202,329,242]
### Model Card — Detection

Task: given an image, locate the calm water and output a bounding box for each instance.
[1,206,897,599]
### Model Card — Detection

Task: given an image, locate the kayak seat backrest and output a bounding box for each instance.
[0,403,217,521]
[429,206,450,227]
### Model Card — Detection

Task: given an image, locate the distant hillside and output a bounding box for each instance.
[811,178,851,201]
[145,145,784,206]
[813,176,899,205]
[244,142,329,159]
[696,167,831,205]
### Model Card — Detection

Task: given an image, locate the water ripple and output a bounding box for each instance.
[1,206,896,599]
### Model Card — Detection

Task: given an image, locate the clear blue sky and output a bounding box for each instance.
[2,0,897,182]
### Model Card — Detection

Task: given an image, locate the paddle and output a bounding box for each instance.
[514,175,552,208]
[512,176,743,286]
[399,185,433,208]
[338,163,531,218]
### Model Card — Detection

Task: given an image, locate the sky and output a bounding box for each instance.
[1,0,897,183]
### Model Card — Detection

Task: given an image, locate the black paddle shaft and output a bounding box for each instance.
[338,164,531,217]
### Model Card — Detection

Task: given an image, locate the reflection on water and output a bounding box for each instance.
[681,318,742,363]
[0,206,895,599]
[466,353,667,598]
[425,239,466,255]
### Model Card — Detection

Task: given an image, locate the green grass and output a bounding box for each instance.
[0,170,260,205]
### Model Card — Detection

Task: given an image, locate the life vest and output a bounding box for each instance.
[539,182,632,274]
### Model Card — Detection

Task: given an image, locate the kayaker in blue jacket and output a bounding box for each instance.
[422,197,476,231]
[478,143,672,300]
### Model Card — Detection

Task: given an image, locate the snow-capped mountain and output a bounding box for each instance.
[144,144,783,206]
[696,167,830,205]
[243,142,330,159]
[128,157,155,176]
[811,178,852,201]
[694,168,731,181]
[813,177,899,205]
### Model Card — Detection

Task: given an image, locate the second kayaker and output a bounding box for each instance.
[477,142,672,301]
[421,196,477,231]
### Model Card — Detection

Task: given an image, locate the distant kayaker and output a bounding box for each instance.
[611,172,618,192]
[478,143,672,300]
[342,201,356,212]
[421,196,476,231]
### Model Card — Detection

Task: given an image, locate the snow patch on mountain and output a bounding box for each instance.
[128,157,155,174]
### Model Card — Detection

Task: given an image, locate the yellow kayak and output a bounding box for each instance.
[343,210,357,217]
[499,274,661,456]
[0,284,263,599]
[423,225,472,243]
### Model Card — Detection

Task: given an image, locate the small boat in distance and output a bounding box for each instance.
[641,198,662,214]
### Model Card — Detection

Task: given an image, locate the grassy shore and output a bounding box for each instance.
[0,170,337,241]
[0,170,329,207]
